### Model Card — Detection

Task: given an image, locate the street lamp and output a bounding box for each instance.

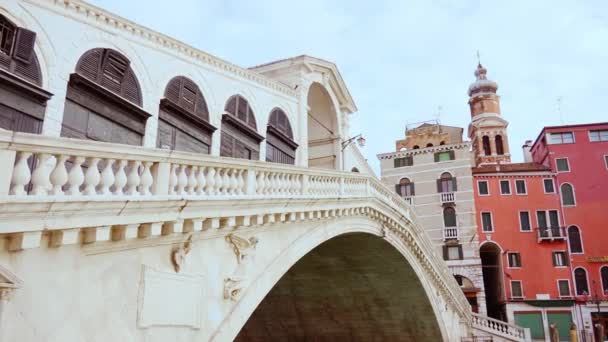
[341,134,366,151]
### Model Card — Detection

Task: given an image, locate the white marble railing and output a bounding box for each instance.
[444,226,459,240]
[471,313,531,342]
[440,192,455,203]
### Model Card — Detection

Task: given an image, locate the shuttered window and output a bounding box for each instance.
[62,48,149,145]
[395,178,415,197]
[394,156,413,167]
[220,95,263,160]
[157,76,215,153]
[442,244,463,260]
[434,150,454,162]
[437,172,457,192]
[266,108,297,164]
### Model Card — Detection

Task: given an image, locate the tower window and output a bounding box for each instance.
[482,136,491,156]
[495,135,504,155]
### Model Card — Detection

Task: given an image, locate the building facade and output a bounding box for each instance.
[378,123,486,314]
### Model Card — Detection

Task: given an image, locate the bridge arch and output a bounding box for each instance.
[212,217,455,341]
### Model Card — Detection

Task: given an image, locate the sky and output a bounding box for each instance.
[89,0,608,173]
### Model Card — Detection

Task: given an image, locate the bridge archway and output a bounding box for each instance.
[307,82,339,170]
[480,241,507,321]
[212,218,454,341]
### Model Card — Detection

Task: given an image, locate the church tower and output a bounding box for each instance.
[467,63,511,166]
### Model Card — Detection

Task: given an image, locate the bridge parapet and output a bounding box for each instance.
[0,128,473,331]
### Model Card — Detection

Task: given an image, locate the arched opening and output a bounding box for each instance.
[560,183,576,206]
[307,82,338,169]
[567,226,583,254]
[0,14,50,134]
[351,167,360,173]
[235,233,443,341]
[482,136,491,156]
[266,108,297,164]
[157,76,216,153]
[495,135,504,155]
[426,143,434,147]
[437,172,456,193]
[574,267,589,296]
[440,141,446,145]
[62,48,149,145]
[220,95,263,160]
[601,266,608,294]
[480,242,506,321]
[454,275,480,313]
[412,145,420,149]
[443,206,456,227]
[395,177,414,197]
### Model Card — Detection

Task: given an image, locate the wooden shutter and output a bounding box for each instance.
[395,184,402,196]
[452,177,457,191]
[77,49,103,81]
[121,69,141,105]
[458,245,463,259]
[410,183,415,196]
[448,150,455,160]
[442,246,448,260]
[13,27,36,64]
[436,179,442,192]
[434,153,440,162]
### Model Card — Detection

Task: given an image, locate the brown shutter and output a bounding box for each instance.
[165,77,182,104]
[458,246,463,259]
[448,150,455,160]
[410,183,415,196]
[452,177,458,191]
[437,179,442,192]
[76,48,103,81]
[121,69,142,105]
[13,28,36,64]
[442,246,448,260]
[394,158,399,168]
[434,153,439,162]
[395,184,402,196]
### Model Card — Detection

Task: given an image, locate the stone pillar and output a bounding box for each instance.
[489,133,497,156]
[297,81,311,167]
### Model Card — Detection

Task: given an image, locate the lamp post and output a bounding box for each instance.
[340,134,365,170]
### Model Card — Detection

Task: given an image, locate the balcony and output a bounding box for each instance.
[536,226,566,242]
[403,196,414,205]
[440,192,455,204]
[444,226,459,240]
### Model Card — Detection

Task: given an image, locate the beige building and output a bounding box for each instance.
[378,122,486,314]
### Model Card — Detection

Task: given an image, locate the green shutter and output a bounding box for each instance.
[515,312,545,340]
[448,150,455,160]
[547,312,572,341]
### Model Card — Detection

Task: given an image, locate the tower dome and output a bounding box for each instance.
[467,63,498,97]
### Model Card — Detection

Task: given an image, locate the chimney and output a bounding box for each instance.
[522,140,533,162]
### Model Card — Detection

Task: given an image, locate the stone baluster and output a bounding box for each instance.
[168,164,178,195]
[10,151,32,196]
[205,167,215,195]
[176,164,188,195]
[31,153,52,196]
[49,154,69,195]
[113,160,127,195]
[139,161,153,196]
[125,160,141,195]
[230,169,239,195]
[195,166,206,195]
[213,167,223,195]
[256,171,265,194]
[236,169,245,195]
[83,157,101,195]
[186,166,198,195]
[221,168,230,195]
[98,159,115,195]
[66,156,85,196]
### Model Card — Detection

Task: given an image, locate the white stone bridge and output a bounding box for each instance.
[0,129,530,341]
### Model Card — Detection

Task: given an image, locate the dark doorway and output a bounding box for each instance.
[480,242,507,321]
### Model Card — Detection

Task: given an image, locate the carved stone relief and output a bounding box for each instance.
[224,233,259,301]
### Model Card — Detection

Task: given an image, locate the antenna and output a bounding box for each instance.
[557,96,564,124]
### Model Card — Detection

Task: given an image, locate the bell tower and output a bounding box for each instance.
[467,63,510,166]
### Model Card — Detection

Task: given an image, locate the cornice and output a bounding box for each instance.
[377,142,471,160]
[28,0,297,98]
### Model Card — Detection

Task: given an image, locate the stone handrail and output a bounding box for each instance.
[471,313,531,342]
[0,129,470,319]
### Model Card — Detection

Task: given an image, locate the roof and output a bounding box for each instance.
[530,122,608,150]
[472,162,551,174]
[249,55,357,113]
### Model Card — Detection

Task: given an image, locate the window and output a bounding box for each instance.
[567,226,583,254]
[394,156,413,167]
[434,151,455,162]
[220,95,262,160]
[437,172,457,193]
[552,252,568,267]
[511,280,523,298]
[605,155,608,169]
[412,145,420,149]
[396,178,415,197]
[515,180,527,194]
[558,280,571,297]
[543,179,555,193]
[482,136,491,155]
[481,212,493,232]
[495,135,504,155]
[549,132,574,144]
[443,207,457,227]
[555,158,570,172]
[560,183,575,206]
[0,15,15,55]
[589,130,608,142]
[519,211,531,231]
[478,180,489,195]
[508,252,522,268]
[601,267,608,294]
[500,180,511,195]
[266,108,297,165]
[574,268,589,295]
[443,244,463,260]
[536,210,560,228]
[426,143,434,147]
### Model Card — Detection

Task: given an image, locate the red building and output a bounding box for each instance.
[530,123,608,338]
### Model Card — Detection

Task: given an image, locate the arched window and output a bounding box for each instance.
[266,108,297,164]
[426,143,434,147]
[495,135,504,155]
[443,207,457,227]
[567,226,583,254]
[601,266,608,294]
[395,177,415,197]
[220,95,263,160]
[437,172,457,193]
[482,136,491,156]
[62,48,149,145]
[439,141,446,145]
[574,268,589,296]
[560,183,576,206]
[351,167,360,173]
[0,14,50,134]
[157,76,215,153]
[412,145,420,149]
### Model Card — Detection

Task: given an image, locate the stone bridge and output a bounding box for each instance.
[0,130,531,341]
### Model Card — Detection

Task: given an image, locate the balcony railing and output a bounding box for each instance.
[440,192,455,204]
[402,195,413,205]
[471,313,531,342]
[444,226,459,240]
[536,226,566,242]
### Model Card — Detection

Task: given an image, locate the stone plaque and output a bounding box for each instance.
[137,265,204,329]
